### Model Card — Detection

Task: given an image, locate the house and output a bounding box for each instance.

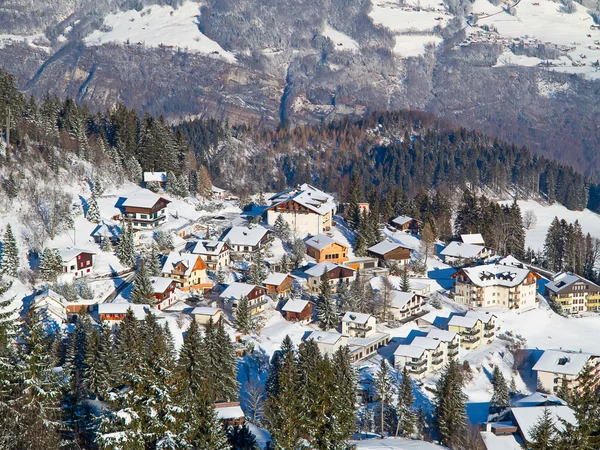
[394,331,459,379]
[263,272,294,297]
[389,291,426,321]
[391,215,422,234]
[120,190,171,229]
[426,328,460,359]
[367,241,411,265]
[304,262,356,293]
[265,184,336,237]
[59,248,95,278]
[306,331,345,356]
[410,281,431,296]
[161,252,211,291]
[214,402,245,427]
[143,171,167,187]
[545,272,600,314]
[97,304,148,322]
[447,311,497,350]
[305,234,349,264]
[191,240,231,270]
[221,225,271,254]
[452,264,540,310]
[91,220,122,245]
[31,289,68,326]
[439,241,492,264]
[393,345,429,378]
[211,185,226,200]
[341,312,377,338]
[149,276,177,310]
[306,329,390,362]
[220,282,268,315]
[281,298,313,322]
[511,405,576,447]
[532,349,600,395]
[512,392,567,408]
[191,306,223,326]
[460,233,485,245]
[346,257,380,272]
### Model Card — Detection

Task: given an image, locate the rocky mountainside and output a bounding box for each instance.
[1,0,600,176]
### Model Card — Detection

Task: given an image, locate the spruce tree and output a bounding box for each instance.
[291,238,306,268]
[317,271,338,330]
[86,192,101,223]
[249,251,267,285]
[331,346,358,443]
[177,319,204,399]
[117,223,136,267]
[434,359,467,448]
[234,296,254,335]
[337,279,353,313]
[544,217,566,272]
[39,248,62,281]
[395,366,416,437]
[146,244,162,277]
[374,359,394,436]
[201,318,239,402]
[131,262,154,305]
[528,407,558,450]
[273,214,291,242]
[1,224,19,277]
[400,267,411,292]
[228,423,260,450]
[489,366,510,414]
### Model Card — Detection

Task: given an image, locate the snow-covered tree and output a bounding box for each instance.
[117,223,136,267]
[227,423,260,450]
[434,359,468,448]
[39,247,62,281]
[234,296,254,335]
[131,262,154,305]
[400,267,411,292]
[79,279,95,300]
[317,272,338,330]
[489,366,510,414]
[146,244,162,277]
[395,366,415,437]
[249,251,267,285]
[528,407,558,450]
[86,192,101,223]
[291,238,306,268]
[99,237,113,252]
[374,359,394,436]
[1,224,19,277]
[273,214,291,242]
[154,230,174,251]
[337,279,353,313]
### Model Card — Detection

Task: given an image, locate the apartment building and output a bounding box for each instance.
[447,311,497,350]
[341,312,377,338]
[533,349,600,395]
[545,272,600,314]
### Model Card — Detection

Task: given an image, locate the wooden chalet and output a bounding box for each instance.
[367,240,411,265]
[263,272,294,297]
[391,215,422,234]
[281,299,314,322]
[58,248,95,278]
[304,262,356,293]
[214,402,245,427]
[149,276,177,310]
[161,252,212,292]
[305,234,349,264]
[120,191,171,229]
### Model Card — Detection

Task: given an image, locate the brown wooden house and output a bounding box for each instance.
[263,272,294,297]
[391,215,422,234]
[305,262,356,293]
[214,402,245,426]
[367,240,411,265]
[305,234,349,264]
[58,248,95,278]
[281,299,314,322]
[121,191,171,229]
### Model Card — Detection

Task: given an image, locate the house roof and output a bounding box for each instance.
[91,221,122,239]
[448,315,480,329]
[36,303,67,324]
[149,276,175,293]
[215,404,244,420]
[282,299,311,313]
[162,252,203,276]
[98,303,147,320]
[440,241,486,259]
[143,171,166,182]
[211,185,225,194]
[222,225,270,247]
[342,312,372,325]
[480,431,524,450]
[511,406,576,443]
[391,215,417,227]
[455,264,535,288]
[367,240,407,256]
[122,190,170,209]
[465,310,496,324]
[394,344,426,358]
[497,255,526,269]
[426,329,457,342]
[58,247,95,262]
[268,184,336,215]
[307,330,343,345]
[264,272,290,286]
[192,240,228,256]
[390,291,418,310]
[304,262,354,277]
[512,392,567,408]
[460,233,485,245]
[305,234,345,251]
[220,282,258,300]
[545,271,600,294]
[411,336,442,350]
[191,306,222,316]
[532,349,595,376]
[33,288,67,307]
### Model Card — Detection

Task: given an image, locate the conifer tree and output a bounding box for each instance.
[201,318,239,402]
[317,271,338,330]
[1,224,19,277]
[273,214,291,242]
[117,223,136,267]
[400,267,411,292]
[395,366,416,437]
[434,359,467,448]
[489,366,510,414]
[131,262,154,305]
[528,407,558,450]
[337,279,353,313]
[85,321,116,401]
[234,296,254,335]
[99,237,113,252]
[249,251,267,285]
[544,217,566,272]
[331,346,358,443]
[177,319,204,399]
[39,247,62,281]
[228,423,260,450]
[374,359,394,436]
[215,267,226,285]
[291,238,306,268]
[86,192,101,223]
[146,244,162,277]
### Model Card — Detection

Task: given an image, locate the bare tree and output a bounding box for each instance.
[243,381,265,424]
[523,210,537,230]
[420,222,436,264]
[375,276,394,321]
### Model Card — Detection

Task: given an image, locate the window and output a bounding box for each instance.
[141,214,147,219]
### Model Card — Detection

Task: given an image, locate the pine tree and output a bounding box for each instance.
[331,346,358,444]
[146,244,162,277]
[117,223,136,267]
[166,171,178,196]
[273,214,291,242]
[291,238,306,268]
[317,271,338,330]
[528,407,558,450]
[201,318,239,402]
[215,267,226,285]
[544,217,566,272]
[234,296,254,335]
[395,366,416,437]
[434,359,467,448]
[39,248,62,281]
[489,366,510,414]
[1,224,19,277]
[420,222,436,264]
[400,267,411,292]
[249,251,267,285]
[85,321,116,401]
[131,262,154,305]
[86,192,101,223]
[337,279,353,313]
[374,359,394,437]
[346,175,362,230]
[228,423,260,450]
[100,237,113,252]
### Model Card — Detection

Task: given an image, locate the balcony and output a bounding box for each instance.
[248,298,269,311]
[409,366,427,375]
[448,342,459,350]
[462,335,480,344]
[484,323,495,330]
[432,350,444,358]
[462,328,479,336]
[448,349,459,357]
[408,359,427,367]
[432,358,443,366]
[484,331,495,338]
[350,325,373,333]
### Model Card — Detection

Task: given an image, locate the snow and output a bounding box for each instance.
[447,315,479,328]
[531,349,594,375]
[352,437,446,449]
[368,240,407,255]
[281,298,311,313]
[263,272,289,286]
[222,225,270,247]
[305,234,343,251]
[411,336,442,350]
[190,306,221,316]
[84,2,237,63]
[460,233,485,245]
[322,24,359,52]
[394,344,426,358]
[304,261,354,277]
[215,404,244,419]
[162,252,202,276]
[494,50,544,68]
[148,276,174,293]
[0,33,49,50]
[307,330,343,345]
[97,303,148,319]
[121,189,167,208]
[393,34,442,57]
[342,312,372,325]
[511,405,576,442]
[425,329,457,342]
[143,171,166,182]
[220,282,257,300]
[458,264,532,288]
[439,241,485,259]
[480,431,523,450]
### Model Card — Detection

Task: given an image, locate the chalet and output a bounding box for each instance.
[120,191,171,229]
[281,298,313,322]
[367,240,411,265]
[439,241,492,264]
[211,185,226,200]
[460,233,485,245]
[221,225,271,254]
[97,304,148,322]
[452,264,540,310]
[191,240,231,270]
[91,220,122,245]
[391,215,422,234]
[191,306,223,326]
[511,405,576,447]
[346,257,380,272]
[265,184,336,237]
[306,331,344,356]
[161,252,211,292]
[149,276,177,310]
[59,248,95,278]
[305,234,349,264]
[304,262,356,293]
[214,402,245,427]
[545,272,600,314]
[31,289,68,326]
[533,349,600,395]
[220,282,268,315]
[389,291,426,321]
[143,171,167,188]
[263,272,294,297]
[341,312,376,338]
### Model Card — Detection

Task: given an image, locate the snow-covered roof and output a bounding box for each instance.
[222,225,270,247]
[532,349,595,376]
[391,215,416,227]
[411,336,442,350]
[440,241,486,259]
[304,262,354,277]
[545,271,600,294]
[511,406,576,443]
[465,310,496,324]
[58,247,95,262]
[390,291,417,310]
[342,312,372,325]
[143,171,166,182]
[263,272,289,286]
[305,234,344,251]
[149,276,175,293]
[98,303,147,320]
[349,332,389,348]
[307,330,343,345]
[192,240,227,256]
[215,404,244,420]
[367,240,406,256]
[394,344,426,358]
[268,184,336,215]
[456,264,533,288]
[36,303,67,324]
[211,185,225,193]
[191,306,222,316]
[282,299,311,313]
[497,255,526,269]
[460,233,485,245]
[448,315,480,329]
[512,392,567,408]
[91,221,122,239]
[33,288,67,307]
[220,282,258,300]
[480,431,523,450]
[162,252,201,276]
[122,190,169,209]
[426,329,457,342]
[351,437,444,449]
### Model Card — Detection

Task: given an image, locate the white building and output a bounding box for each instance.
[460,233,485,245]
[191,306,223,326]
[220,282,268,315]
[31,289,68,326]
[221,225,271,254]
[192,240,231,270]
[306,329,389,363]
[58,248,95,278]
[439,241,492,264]
[265,184,336,237]
[143,171,167,186]
[341,312,377,338]
[389,291,426,321]
[533,349,600,395]
[393,330,460,379]
[452,263,540,310]
[121,190,170,229]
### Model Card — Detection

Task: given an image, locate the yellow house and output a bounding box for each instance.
[545,272,600,314]
[447,312,496,350]
[161,252,212,292]
[305,234,349,264]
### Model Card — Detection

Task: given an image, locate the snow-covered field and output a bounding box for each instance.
[323,24,360,52]
[84,1,237,63]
